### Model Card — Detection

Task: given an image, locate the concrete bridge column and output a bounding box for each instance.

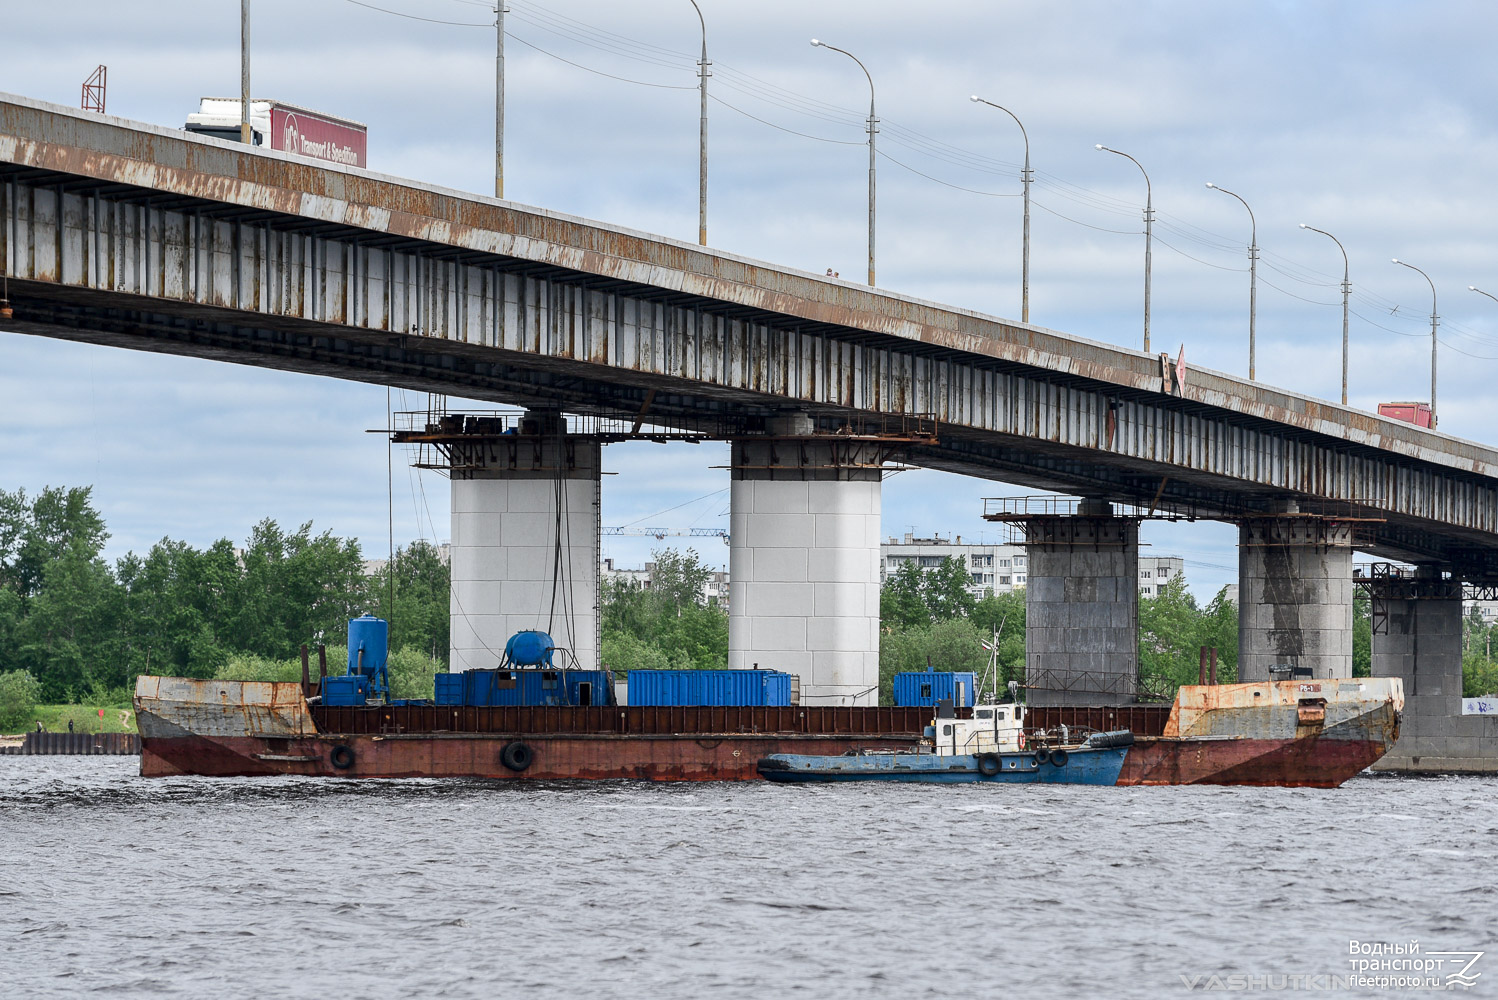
[728,420,883,705]
[1237,515,1353,681]
[449,411,601,671]
[1370,571,1494,773]
[1022,503,1138,706]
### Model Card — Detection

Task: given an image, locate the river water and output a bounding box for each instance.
[1,758,1493,998]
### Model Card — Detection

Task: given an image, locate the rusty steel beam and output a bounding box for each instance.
[5,92,1498,564]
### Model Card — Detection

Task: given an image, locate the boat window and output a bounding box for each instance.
[577,682,592,706]
[996,711,1006,721]
[941,725,953,736]
[976,710,992,720]
[920,684,932,699]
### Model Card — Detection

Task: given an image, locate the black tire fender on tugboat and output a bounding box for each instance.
[1049,748,1069,767]
[1032,748,1049,766]
[976,752,1002,776]
[501,741,535,773]
[330,744,356,770]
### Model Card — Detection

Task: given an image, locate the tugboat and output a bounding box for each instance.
[756,700,1133,785]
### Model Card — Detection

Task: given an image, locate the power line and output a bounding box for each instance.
[343,0,489,27]
[507,31,695,90]
[877,149,1019,197]
[708,94,863,145]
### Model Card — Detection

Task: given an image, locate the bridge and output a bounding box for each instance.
[2,93,1493,770]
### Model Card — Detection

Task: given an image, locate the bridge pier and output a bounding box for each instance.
[727,419,883,706]
[1237,515,1354,681]
[448,411,601,672]
[1369,571,1496,774]
[1022,504,1139,706]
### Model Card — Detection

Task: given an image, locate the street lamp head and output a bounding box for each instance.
[1205,182,1217,189]
[1299,223,1309,229]
[1094,143,1105,150]
[970,95,981,102]
[1392,258,1401,264]
[810,38,822,47]
[1470,285,1480,291]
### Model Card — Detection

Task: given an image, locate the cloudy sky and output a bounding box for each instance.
[5,0,1498,598]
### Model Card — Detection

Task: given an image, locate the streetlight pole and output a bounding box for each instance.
[1096,145,1152,354]
[972,96,1030,323]
[690,0,709,246]
[1207,183,1258,380]
[495,3,507,198]
[1393,258,1439,428]
[1300,223,1350,406]
[812,39,876,286]
[240,0,252,145]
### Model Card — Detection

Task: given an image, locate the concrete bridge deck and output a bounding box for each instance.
[3,91,1498,570]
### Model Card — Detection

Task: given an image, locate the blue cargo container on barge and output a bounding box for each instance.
[892,670,977,708]
[627,669,793,707]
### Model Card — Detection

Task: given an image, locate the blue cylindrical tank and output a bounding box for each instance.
[504,631,555,667]
[347,615,389,676]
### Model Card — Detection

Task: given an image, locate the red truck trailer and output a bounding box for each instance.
[1377,401,1433,427]
[183,98,366,168]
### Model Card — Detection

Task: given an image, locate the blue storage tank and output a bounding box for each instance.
[463,669,614,707]
[504,631,555,668]
[347,615,389,676]
[627,669,793,707]
[322,674,369,707]
[892,670,977,708]
[434,673,464,706]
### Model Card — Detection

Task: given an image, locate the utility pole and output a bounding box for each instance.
[495,4,506,198]
[690,1,709,246]
[811,39,877,286]
[240,0,252,145]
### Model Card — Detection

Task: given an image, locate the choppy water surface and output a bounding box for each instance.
[1,759,1494,998]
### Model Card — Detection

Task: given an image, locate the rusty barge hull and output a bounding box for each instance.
[1119,736,1391,787]
[139,732,920,780]
[133,676,1403,786]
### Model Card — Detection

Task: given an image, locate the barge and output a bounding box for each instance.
[134,674,1404,787]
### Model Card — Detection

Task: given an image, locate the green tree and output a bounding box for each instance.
[388,647,443,700]
[16,545,124,701]
[600,548,728,672]
[971,589,1026,682]
[1197,586,1239,684]
[879,560,929,630]
[0,486,109,600]
[1138,576,1203,697]
[0,669,42,731]
[367,540,450,665]
[877,618,990,704]
[224,520,366,658]
[879,556,977,629]
[1352,594,1372,678]
[922,557,978,621]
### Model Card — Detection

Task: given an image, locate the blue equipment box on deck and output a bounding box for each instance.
[434,673,464,706]
[893,671,977,708]
[461,669,613,707]
[627,669,793,707]
[321,674,370,707]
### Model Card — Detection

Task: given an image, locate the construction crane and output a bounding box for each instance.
[602,527,729,544]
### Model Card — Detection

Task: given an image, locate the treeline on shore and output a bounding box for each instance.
[4,486,1495,731]
[0,486,449,728]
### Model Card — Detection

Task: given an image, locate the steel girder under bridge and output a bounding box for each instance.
[4,92,1498,573]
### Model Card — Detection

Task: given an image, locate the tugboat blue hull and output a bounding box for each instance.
[758,746,1128,785]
